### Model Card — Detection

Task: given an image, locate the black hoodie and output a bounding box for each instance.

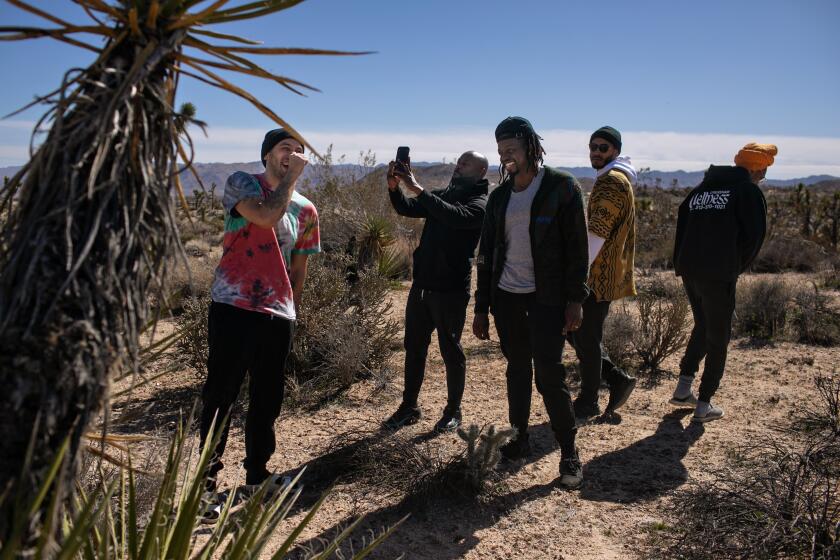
[673,165,767,282]
[389,177,488,293]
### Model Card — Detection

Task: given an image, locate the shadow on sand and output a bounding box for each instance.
[279,422,564,559]
[580,409,704,503]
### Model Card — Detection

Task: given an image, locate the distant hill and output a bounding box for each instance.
[1,162,836,192]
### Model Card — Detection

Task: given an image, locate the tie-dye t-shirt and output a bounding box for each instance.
[210,171,318,320]
[274,189,321,273]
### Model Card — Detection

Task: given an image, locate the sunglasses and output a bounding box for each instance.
[589,143,611,154]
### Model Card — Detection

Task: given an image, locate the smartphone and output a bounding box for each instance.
[395,146,410,172]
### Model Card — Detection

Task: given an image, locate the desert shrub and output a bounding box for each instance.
[162,255,216,313]
[660,375,840,560]
[631,279,690,372]
[174,294,211,378]
[789,285,840,346]
[733,277,795,340]
[287,254,400,407]
[792,375,840,437]
[603,302,636,369]
[752,236,829,273]
[633,188,683,269]
[817,263,840,290]
[662,440,839,559]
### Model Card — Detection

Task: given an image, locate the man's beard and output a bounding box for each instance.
[452,171,477,184]
[591,155,614,171]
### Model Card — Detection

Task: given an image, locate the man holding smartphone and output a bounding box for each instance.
[384,149,489,433]
[200,128,316,498]
[472,117,589,489]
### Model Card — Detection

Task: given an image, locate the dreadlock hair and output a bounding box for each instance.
[499,133,546,184]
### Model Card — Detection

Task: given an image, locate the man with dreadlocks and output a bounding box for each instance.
[200,128,319,504]
[473,117,589,489]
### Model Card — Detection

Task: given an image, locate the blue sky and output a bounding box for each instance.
[1,0,839,177]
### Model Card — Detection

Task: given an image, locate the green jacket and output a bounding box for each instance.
[474,166,590,313]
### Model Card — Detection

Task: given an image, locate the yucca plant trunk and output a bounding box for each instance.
[0,32,185,538]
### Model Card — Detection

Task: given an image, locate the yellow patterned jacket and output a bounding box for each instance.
[587,169,636,301]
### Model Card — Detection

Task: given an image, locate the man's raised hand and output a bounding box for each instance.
[285,151,308,184]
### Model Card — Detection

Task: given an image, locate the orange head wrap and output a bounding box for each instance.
[734,142,778,171]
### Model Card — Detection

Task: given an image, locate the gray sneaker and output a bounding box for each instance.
[692,403,724,423]
[669,393,698,408]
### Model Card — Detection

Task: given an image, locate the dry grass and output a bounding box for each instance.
[305,424,514,507]
[660,374,840,560]
[631,276,690,375]
[286,254,400,408]
[734,277,840,346]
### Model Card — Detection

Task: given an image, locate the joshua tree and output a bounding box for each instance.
[0,0,363,542]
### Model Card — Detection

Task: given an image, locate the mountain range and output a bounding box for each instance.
[1,162,837,194]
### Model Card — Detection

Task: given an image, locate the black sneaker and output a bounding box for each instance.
[433,407,462,433]
[559,449,583,489]
[605,375,637,413]
[200,489,229,525]
[383,403,421,430]
[573,398,601,422]
[499,435,531,462]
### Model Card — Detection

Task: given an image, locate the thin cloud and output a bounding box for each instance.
[2,122,839,179]
[189,127,840,180]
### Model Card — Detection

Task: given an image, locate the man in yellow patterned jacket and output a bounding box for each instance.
[568,126,638,422]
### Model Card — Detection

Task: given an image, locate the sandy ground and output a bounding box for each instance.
[113,273,840,559]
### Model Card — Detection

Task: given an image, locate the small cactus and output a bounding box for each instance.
[457,424,516,490]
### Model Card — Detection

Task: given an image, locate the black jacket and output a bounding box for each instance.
[673,165,767,282]
[389,177,488,293]
[474,167,589,314]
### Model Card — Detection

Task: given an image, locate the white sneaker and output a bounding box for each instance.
[669,393,698,408]
[692,403,724,423]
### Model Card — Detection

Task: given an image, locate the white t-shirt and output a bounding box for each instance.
[498,168,545,293]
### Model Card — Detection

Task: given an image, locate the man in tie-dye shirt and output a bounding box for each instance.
[200,128,319,496]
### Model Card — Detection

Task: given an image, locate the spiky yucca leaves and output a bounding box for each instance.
[0,0,365,543]
[356,215,395,271]
[0,416,399,559]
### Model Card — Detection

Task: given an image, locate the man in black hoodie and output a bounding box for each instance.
[671,142,776,423]
[384,151,489,433]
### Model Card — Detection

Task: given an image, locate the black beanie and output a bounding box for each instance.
[495,116,539,141]
[261,128,304,166]
[590,126,622,152]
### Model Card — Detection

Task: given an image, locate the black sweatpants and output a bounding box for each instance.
[679,277,737,403]
[403,285,469,411]
[492,289,577,454]
[199,301,294,484]
[566,293,632,406]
